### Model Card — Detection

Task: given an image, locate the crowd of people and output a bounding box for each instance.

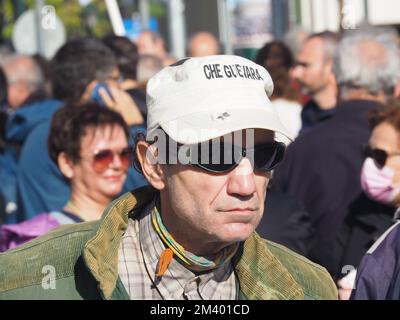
[0,26,400,300]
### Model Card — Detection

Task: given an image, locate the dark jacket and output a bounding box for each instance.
[272,99,382,279]
[0,110,7,153]
[0,187,337,300]
[257,188,313,256]
[300,99,336,133]
[351,220,400,300]
[339,194,396,274]
[126,88,147,120]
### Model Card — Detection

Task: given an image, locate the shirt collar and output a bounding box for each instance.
[138,201,236,299]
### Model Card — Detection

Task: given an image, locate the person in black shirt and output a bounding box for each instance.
[103,35,147,121]
[291,31,340,132]
[273,26,400,280]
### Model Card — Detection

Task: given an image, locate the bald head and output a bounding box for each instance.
[136,30,166,58]
[188,32,220,57]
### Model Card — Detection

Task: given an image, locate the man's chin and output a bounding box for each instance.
[220,223,256,243]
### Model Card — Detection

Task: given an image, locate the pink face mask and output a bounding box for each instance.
[360,158,400,204]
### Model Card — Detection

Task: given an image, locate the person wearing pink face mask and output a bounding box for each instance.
[347,100,400,299]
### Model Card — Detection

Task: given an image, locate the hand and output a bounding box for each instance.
[337,269,357,300]
[99,86,144,126]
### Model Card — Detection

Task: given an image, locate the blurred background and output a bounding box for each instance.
[1,2,400,291]
[1,0,399,61]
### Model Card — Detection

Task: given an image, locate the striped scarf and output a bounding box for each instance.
[151,205,238,275]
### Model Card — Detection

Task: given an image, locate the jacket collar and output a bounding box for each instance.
[82,186,304,300]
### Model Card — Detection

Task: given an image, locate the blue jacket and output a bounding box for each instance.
[0,99,63,223]
[16,115,148,222]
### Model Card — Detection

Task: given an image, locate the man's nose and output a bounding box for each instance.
[226,158,257,197]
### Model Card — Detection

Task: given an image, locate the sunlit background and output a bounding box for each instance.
[0,0,399,61]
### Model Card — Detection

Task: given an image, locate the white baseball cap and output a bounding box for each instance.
[146,54,292,145]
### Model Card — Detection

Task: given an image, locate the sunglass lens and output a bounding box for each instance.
[193,141,285,173]
[93,150,114,173]
[196,142,237,173]
[372,149,387,167]
[365,147,387,168]
[92,148,132,173]
[254,142,284,172]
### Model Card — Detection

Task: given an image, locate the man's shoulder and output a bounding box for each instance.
[17,117,60,183]
[22,120,51,147]
[6,99,62,141]
[238,233,338,299]
[264,239,338,299]
[0,221,98,297]
[367,220,400,259]
[280,126,334,175]
[293,123,335,148]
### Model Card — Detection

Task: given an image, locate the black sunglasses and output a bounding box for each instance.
[132,131,285,174]
[364,146,393,168]
[179,141,286,173]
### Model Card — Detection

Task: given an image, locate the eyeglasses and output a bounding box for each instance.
[364,146,400,168]
[181,141,285,173]
[132,131,286,174]
[90,147,132,173]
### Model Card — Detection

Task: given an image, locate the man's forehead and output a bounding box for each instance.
[299,38,324,59]
[212,129,274,145]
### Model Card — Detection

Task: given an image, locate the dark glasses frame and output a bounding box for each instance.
[187,141,286,173]
[364,145,400,168]
[132,131,285,174]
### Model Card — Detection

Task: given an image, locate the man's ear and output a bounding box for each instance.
[136,141,166,190]
[81,80,98,102]
[58,152,75,179]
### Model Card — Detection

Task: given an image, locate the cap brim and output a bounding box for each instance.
[159,107,293,145]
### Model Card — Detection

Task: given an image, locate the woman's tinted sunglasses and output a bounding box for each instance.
[90,147,132,173]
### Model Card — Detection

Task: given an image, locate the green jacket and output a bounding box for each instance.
[0,187,338,300]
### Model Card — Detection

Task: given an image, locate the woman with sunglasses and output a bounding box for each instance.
[340,100,400,299]
[0,102,131,251]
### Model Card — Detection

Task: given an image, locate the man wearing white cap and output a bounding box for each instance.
[0,55,337,300]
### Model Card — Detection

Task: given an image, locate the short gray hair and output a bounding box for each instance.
[2,54,44,92]
[137,54,163,83]
[334,26,400,96]
[308,31,340,61]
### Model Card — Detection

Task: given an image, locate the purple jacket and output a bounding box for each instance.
[350,220,400,299]
[0,211,81,252]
